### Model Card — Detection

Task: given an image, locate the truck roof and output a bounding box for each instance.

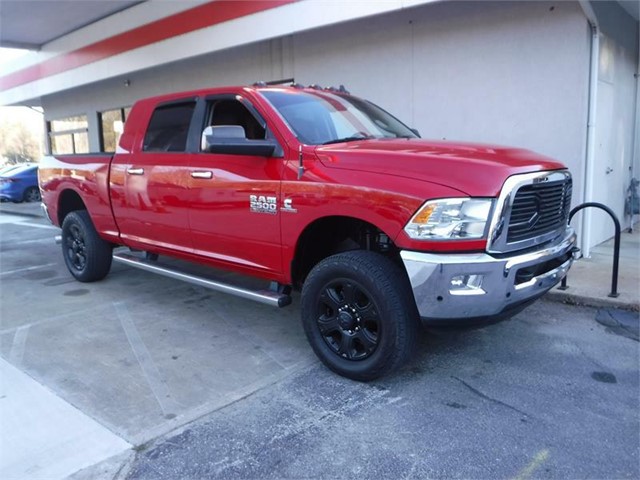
[135,83,351,107]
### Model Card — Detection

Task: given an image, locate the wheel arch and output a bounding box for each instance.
[57,188,87,225]
[290,215,401,289]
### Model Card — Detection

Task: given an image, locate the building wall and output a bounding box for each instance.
[591,32,638,245]
[43,1,590,174]
[40,41,280,152]
[590,0,639,243]
[40,1,607,245]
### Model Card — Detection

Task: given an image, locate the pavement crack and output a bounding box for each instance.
[265,387,390,446]
[574,344,607,370]
[452,376,532,418]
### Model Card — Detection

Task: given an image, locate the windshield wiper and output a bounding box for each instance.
[322,134,374,145]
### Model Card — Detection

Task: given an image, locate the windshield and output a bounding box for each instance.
[260,90,418,145]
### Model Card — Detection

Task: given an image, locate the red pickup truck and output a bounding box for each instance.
[39,84,577,380]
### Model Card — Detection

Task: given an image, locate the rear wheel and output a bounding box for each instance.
[61,210,112,282]
[23,186,41,202]
[301,250,418,381]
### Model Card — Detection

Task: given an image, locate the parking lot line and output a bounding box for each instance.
[513,449,550,480]
[0,262,58,277]
[0,304,107,336]
[114,301,181,418]
[8,325,30,366]
[10,237,58,246]
[15,221,58,230]
[0,215,58,230]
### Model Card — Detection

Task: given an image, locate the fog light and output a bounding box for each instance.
[449,274,485,295]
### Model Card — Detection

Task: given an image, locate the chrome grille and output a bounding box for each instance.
[507,178,572,243]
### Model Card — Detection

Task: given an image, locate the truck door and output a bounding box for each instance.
[187,96,283,276]
[110,99,197,253]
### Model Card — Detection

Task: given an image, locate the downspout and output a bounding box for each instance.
[631,42,639,232]
[578,0,599,258]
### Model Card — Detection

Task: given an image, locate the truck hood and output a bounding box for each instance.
[314,139,567,197]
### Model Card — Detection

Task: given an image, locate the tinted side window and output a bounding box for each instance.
[143,102,196,152]
[206,100,266,142]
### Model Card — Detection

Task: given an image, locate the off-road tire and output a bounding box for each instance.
[61,210,112,282]
[301,250,419,381]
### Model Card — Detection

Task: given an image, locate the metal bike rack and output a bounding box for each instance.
[558,202,621,298]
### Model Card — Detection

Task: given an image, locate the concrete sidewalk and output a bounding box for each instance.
[0,359,131,480]
[547,226,640,311]
[1,200,638,311]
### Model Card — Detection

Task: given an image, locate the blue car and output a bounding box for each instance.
[0,164,41,203]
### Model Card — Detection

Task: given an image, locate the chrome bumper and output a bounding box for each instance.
[400,228,578,322]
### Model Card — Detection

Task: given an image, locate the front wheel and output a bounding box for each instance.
[301,251,419,381]
[61,210,112,282]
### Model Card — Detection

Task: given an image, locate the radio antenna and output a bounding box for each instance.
[297,145,305,180]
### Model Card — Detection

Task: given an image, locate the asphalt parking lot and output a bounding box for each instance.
[0,206,638,479]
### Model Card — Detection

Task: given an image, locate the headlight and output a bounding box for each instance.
[404,198,494,240]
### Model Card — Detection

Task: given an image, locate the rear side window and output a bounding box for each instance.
[143,101,196,152]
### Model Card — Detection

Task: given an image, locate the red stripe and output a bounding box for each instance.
[0,0,296,91]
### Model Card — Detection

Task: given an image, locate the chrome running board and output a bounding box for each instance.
[112,252,292,308]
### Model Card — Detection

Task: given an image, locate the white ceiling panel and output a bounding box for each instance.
[0,0,143,49]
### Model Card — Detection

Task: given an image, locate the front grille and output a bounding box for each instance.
[507,178,572,243]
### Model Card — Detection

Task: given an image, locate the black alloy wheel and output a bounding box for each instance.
[301,250,419,381]
[66,223,88,272]
[61,210,112,282]
[315,278,380,361]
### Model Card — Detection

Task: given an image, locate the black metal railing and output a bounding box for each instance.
[558,202,621,298]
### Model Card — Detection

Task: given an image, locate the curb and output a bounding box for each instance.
[546,290,640,312]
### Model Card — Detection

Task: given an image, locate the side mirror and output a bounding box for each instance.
[201,125,277,157]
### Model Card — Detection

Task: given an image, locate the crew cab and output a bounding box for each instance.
[39,84,577,380]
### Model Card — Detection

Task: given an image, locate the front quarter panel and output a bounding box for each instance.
[279,152,467,282]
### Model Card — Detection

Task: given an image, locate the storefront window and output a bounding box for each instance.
[48,115,89,154]
[100,107,131,152]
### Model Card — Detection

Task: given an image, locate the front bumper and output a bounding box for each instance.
[401,228,577,324]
